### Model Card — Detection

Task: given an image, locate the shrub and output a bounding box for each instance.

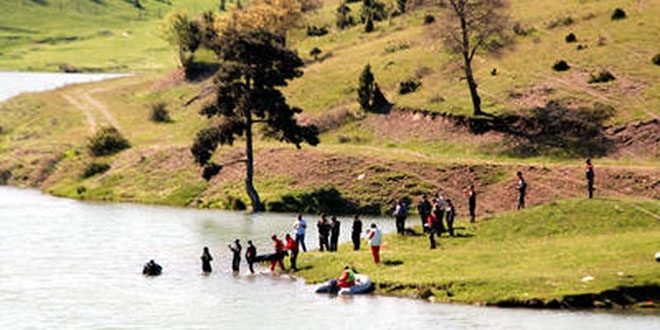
[565,33,577,43]
[87,126,130,157]
[552,60,570,71]
[336,2,356,30]
[150,102,171,123]
[399,78,421,94]
[547,16,574,29]
[396,0,407,14]
[358,64,374,110]
[577,44,588,51]
[384,40,410,54]
[81,162,110,178]
[588,70,616,84]
[306,25,328,37]
[513,22,536,36]
[202,163,222,181]
[652,54,660,66]
[309,47,322,61]
[371,83,391,111]
[365,16,374,32]
[423,14,435,25]
[611,8,626,20]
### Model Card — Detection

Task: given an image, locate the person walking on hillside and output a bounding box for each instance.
[465,185,477,223]
[329,216,341,252]
[201,246,213,273]
[516,171,527,210]
[285,233,299,272]
[245,240,257,274]
[317,214,330,252]
[270,234,286,272]
[445,199,456,237]
[293,213,308,252]
[585,158,595,199]
[417,194,432,233]
[393,198,408,235]
[366,223,382,264]
[228,239,242,273]
[351,215,363,251]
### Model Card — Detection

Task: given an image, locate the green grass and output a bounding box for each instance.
[296,198,660,304]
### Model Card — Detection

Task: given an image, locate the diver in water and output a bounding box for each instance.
[142,259,162,276]
[228,239,242,273]
[201,247,213,273]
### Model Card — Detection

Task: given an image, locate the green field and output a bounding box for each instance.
[296,198,660,306]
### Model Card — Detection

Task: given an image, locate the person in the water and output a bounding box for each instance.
[142,259,162,276]
[245,240,257,274]
[228,239,242,273]
[201,247,213,273]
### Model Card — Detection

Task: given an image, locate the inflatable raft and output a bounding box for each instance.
[315,274,375,295]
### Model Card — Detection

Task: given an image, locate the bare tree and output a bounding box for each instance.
[438,0,509,116]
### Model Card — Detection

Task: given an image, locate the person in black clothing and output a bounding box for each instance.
[585,158,595,199]
[228,239,242,273]
[393,198,408,235]
[351,215,362,251]
[417,194,432,233]
[445,199,455,237]
[432,197,446,235]
[466,185,477,223]
[201,246,213,273]
[516,171,527,210]
[317,214,330,251]
[245,240,257,274]
[142,259,162,276]
[329,216,341,252]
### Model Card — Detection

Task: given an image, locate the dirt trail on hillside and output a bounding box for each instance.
[60,87,120,132]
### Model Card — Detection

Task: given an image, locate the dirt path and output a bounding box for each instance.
[60,87,121,132]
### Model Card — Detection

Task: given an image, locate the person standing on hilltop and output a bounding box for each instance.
[393,198,408,235]
[465,185,477,223]
[329,216,341,252]
[293,213,308,252]
[417,194,432,233]
[516,171,527,210]
[351,215,363,251]
[585,159,595,199]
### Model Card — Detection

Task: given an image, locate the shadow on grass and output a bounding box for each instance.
[382,260,404,266]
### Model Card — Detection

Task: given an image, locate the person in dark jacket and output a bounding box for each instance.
[245,240,257,274]
[329,216,341,252]
[516,171,527,210]
[393,198,408,235]
[228,239,242,273]
[585,158,595,199]
[466,185,477,223]
[201,246,213,273]
[351,215,363,251]
[417,194,432,233]
[142,259,162,276]
[317,214,330,251]
[445,199,456,237]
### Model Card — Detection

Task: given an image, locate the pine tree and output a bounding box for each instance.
[357,64,374,110]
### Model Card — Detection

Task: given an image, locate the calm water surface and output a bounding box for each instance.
[0,72,658,329]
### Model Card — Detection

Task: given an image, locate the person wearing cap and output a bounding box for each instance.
[245,240,257,274]
[585,159,595,199]
[270,234,286,272]
[201,246,213,273]
[228,239,242,273]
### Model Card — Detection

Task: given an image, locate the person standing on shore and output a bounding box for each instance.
[585,159,595,199]
[366,223,382,264]
[466,185,477,223]
[270,234,286,272]
[433,194,446,235]
[351,215,363,251]
[516,171,527,210]
[427,203,442,249]
[445,199,455,237]
[317,214,330,251]
[329,216,341,252]
[293,213,308,252]
[201,246,213,273]
[285,233,299,272]
[228,239,242,273]
[245,240,257,274]
[393,198,408,235]
[417,194,432,233]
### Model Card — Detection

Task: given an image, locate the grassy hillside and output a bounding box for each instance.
[296,198,660,306]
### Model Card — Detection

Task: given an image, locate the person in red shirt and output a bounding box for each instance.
[270,234,286,272]
[284,233,299,272]
[337,265,356,288]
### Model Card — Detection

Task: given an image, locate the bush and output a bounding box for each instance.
[309,47,322,61]
[150,102,171,123]
[512,22,535,36]
[266,187,368,215]
[202,163,222,181]
[306,25,328,37]
[423,14,435,25]
[547,16,574,29]
[399,78,421,94]
[552,60,570,71]
[611,8,626,20]
[565,33,577,43]
[336,2,356,30]
[81,162,111,178]
[588,70,616,84]
[87,126,130,157]
[384,40,410,54]
[358,64,374,110]
[365,17,374,32]
[652,54,660,66]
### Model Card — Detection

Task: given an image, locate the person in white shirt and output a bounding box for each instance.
[293,213,307,252]
[366,223,382,264]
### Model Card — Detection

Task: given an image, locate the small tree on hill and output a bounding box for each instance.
[191,27,319,212]
[161,11,201,72]
[336,1,356,29]
[358,64,374,110]
[434,0,509,116]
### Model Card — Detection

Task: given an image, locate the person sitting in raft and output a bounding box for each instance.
[142,259,162,276]
[337,265,356,288]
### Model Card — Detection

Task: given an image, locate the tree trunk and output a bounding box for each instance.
[244,112,265,212]
[462,56,484,116]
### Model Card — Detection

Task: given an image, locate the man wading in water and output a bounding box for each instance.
[228,239,242,273]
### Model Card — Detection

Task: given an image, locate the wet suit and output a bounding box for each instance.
[201,251,213,273]
[245,243,257,274]
[229,242,242,273]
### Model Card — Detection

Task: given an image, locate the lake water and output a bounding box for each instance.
[0,72,658,329]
